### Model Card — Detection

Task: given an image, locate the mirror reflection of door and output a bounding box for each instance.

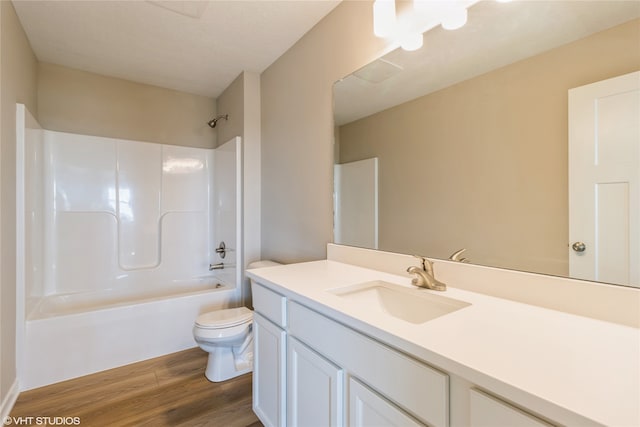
[334,158,379,249]
[569,71,640,286]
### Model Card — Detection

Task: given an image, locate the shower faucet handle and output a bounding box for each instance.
[215,241,226,259]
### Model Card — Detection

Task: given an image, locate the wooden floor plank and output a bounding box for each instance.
[11,348,262,427]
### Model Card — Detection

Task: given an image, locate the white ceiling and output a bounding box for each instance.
[12,0,341,98]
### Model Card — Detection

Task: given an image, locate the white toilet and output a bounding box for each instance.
[193,260,281,382]
[193,306,254,382]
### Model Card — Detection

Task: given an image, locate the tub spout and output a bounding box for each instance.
[209,262,225,270]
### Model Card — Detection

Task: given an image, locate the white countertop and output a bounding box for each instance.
[247,260,640,427]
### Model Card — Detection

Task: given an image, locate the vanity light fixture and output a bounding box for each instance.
[373,0,396,38]
[373,0,480,51]
[441,7,468,30]
[399,32,423,51]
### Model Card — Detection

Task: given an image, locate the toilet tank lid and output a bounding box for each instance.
[248,260,282,269]
[195,307,252,329]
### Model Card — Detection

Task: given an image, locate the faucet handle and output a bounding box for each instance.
[412,255,433,273]
[449,248,470,263]
[412,254,426,270]
[423,258,434,275]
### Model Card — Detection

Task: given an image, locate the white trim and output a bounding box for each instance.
[234,137,244,304]
[15,104,26,388]
[0,379,20,422]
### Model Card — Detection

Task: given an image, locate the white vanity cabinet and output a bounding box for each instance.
[252,283,288,427]
[288,301,447,427]
[251,277,448,427]
[251,279,562,427]
[248,258,637,427]
[250,282,562,427]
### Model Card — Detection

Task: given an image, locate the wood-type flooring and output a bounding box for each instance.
[10,348,263,427]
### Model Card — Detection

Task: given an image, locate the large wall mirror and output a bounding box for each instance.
[333,1,640,288]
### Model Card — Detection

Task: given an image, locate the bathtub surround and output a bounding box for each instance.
[16,105,245,390]
[26,126,240,299]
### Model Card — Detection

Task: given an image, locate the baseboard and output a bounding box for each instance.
[0,379,20,422]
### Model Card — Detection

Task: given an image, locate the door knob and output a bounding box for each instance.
[572,242,586,252]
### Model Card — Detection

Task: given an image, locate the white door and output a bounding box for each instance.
[334,158,378,249]
[569,71,640,287]
[287,337,343,427]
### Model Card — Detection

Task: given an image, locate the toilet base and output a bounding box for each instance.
[203,340,254,382]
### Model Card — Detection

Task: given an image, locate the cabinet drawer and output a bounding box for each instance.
[289,301,449,427]
[252,282,287,327]
[349,378,426,427]
[469,389,554,427]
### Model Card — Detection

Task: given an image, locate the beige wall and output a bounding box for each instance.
[217,73,244,147]
[38,63,217,148]
[261,1,389,263]
[338,19,640,276]
[0,0,38,405]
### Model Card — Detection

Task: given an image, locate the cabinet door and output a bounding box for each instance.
[287,337,344,427]
[349,378,425,427]
[254,313,287,427]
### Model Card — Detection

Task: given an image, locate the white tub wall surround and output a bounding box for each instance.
[17,104,245,390]
[42,131,213,296]
[211,137,243,289]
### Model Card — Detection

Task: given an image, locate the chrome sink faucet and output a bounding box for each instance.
[407,255,447,291]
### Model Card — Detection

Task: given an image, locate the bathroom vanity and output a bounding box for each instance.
[247,247,639,427]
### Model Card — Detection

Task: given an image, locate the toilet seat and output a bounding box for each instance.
[195,307,252,329]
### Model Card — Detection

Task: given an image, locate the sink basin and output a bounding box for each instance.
[329,280,470,324]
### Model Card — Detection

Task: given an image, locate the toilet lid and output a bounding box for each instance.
[195,307,253,329]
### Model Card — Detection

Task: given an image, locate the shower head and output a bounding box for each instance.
[207,114,228,128]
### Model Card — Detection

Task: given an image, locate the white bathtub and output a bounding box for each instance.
[22,279,237,391]
[27,277,231,320]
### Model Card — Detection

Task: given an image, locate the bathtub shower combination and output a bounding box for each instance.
[16,104,243,390]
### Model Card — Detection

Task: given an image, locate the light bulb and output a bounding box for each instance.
[441,7,467,30]
[400,32,423,51]
[373,0,396,38]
